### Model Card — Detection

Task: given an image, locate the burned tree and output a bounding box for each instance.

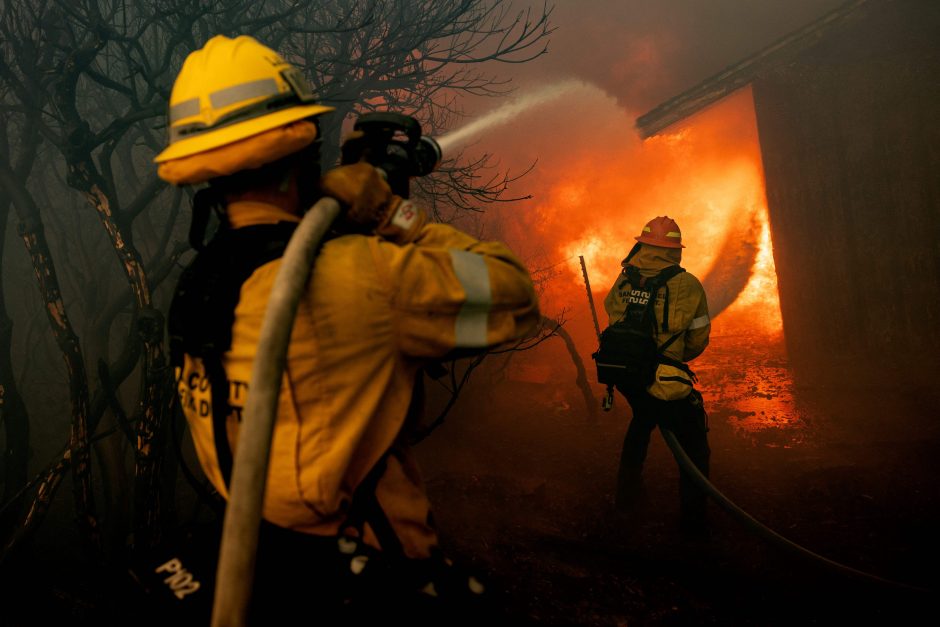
[278,0,553,218]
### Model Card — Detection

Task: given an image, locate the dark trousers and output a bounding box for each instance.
[615,385,711,528]
[134,520,491,626]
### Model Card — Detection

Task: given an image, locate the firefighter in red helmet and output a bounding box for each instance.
[600,216,711,537]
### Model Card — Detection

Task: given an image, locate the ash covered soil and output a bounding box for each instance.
[417,333,940,626]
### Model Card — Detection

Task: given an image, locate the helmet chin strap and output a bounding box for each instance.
[294,140,323,210]
[624,242,642,264]
[189,187,225,251]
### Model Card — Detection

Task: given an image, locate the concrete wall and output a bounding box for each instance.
[752,0,940,385]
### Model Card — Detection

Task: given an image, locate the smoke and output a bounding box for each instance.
[509,0,847,115]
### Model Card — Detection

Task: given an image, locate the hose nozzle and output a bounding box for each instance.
[341,112,442,198]
[413,135,442,177]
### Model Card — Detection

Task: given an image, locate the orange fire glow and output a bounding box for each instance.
[487,85,783,345]
[719,207,784,338]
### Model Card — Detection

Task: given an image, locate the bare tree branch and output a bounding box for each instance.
[0,0,554,559]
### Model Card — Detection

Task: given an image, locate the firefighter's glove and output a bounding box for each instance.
[319,162,393,229]
[320,162,427,245]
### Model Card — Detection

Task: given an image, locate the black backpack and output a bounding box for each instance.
[593,264,685,388]
[168,221,298,485]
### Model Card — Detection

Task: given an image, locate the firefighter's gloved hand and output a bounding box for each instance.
[319,162,393,230]
[320,162,426,245]
[374,196,426,245]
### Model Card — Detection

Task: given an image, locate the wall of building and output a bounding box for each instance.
[752,0,940,385]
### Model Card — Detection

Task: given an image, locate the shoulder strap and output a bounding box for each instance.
[647,265,684,332]
[205,354,234,484]
[652,266,698,376]
[658,331,683,353]
[618,265,642,290]
[617,264,684,291]
[648,264,685,289]
[168,222,297,487]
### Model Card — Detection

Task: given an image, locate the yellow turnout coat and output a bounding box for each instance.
[177,200,539,558]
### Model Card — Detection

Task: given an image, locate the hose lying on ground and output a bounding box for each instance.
[211,197,342,627]
[660,427,930,594]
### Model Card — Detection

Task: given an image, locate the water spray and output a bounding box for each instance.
[436,79,586,154]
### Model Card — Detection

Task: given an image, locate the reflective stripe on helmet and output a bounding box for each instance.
[666,231,681,238]
[450,250,492,347]
[689,314,710,329]
[169,71,318,141]
[169,92,301,143]
[170,98,201,122]
[210,77,280,109]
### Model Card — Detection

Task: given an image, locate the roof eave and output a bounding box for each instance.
[635,0,869,138]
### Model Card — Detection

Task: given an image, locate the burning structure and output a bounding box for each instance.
[636,0,940,385]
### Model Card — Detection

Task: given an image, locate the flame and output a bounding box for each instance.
[719,207,784,337]
[461,82,783,347]
[553,87,781,336]
[441,54,794,446]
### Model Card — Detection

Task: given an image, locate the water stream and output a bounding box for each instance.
[435,79,587,154]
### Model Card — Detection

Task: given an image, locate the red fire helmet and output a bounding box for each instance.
[635,216,685,248]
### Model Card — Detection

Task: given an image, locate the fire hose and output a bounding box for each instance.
[210,196,341,627]
[660,427,929,594]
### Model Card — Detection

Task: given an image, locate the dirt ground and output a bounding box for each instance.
[417,332,940,625]
[2,329,938,625]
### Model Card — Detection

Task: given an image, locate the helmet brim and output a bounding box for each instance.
[635,235,685,249]
[154,103,333,163]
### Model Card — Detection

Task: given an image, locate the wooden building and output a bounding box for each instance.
[637,0,940,385]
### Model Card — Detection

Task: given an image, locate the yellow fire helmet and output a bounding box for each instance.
[154,34,333,165]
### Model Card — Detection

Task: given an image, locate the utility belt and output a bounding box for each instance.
[604,354,698,401]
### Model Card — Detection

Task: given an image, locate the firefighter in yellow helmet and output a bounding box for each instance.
[600,216,711,537]
[156,35,538,620]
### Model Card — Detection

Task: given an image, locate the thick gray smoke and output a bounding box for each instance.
[508,0,846,115]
